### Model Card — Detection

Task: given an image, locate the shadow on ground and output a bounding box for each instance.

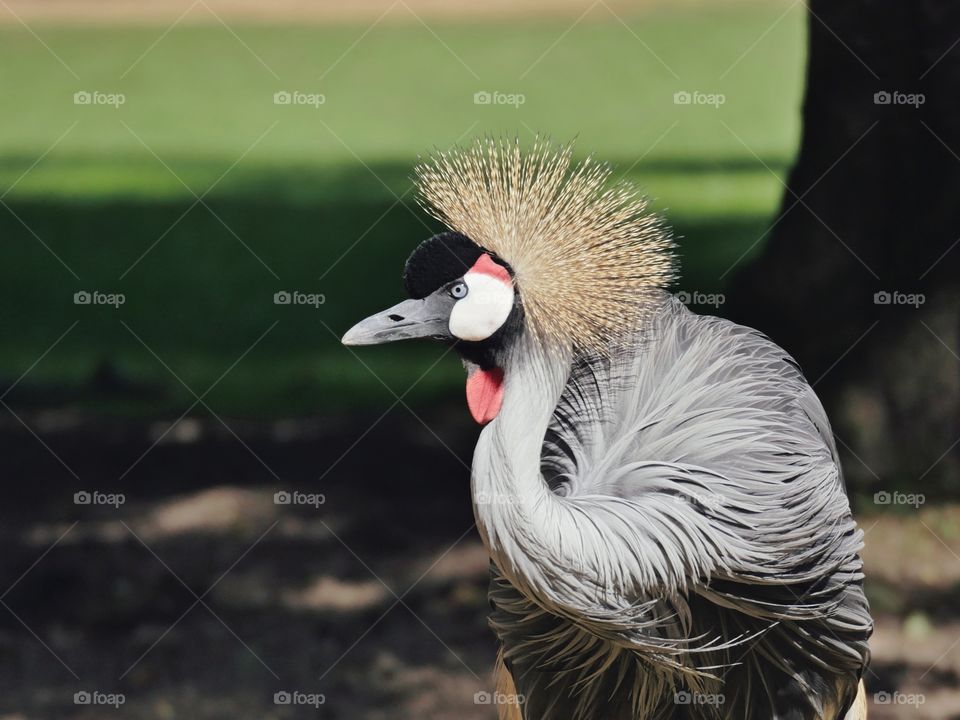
[0,406,494,719]
[1,408,959,718]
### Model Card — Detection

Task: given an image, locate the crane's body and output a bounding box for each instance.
[476,295,870,719]
[343,140,872,719]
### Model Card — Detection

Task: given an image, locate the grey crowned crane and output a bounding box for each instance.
[342,140,871,720]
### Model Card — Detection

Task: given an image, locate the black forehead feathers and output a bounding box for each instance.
[404,231,510,299]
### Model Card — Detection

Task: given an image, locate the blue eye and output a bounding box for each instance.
[450,281,468,299]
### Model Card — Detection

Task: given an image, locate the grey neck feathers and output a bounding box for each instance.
[471,332,572,603]
[470,335,685,656]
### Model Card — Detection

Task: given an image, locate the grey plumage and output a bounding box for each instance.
[343,140,873,719]
[474,295,871,719]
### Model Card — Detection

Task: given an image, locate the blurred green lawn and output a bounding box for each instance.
[0,4,804,416]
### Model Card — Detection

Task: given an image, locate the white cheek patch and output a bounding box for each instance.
[449,272,514,341]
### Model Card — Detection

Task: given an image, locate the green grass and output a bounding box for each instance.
[0,5,806,416]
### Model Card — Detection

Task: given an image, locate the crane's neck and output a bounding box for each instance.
[471,331,572,598]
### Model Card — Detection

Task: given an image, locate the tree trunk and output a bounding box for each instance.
[726,0,960,499]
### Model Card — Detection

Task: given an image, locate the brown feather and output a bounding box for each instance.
[495,648,524,720]
[844,680,868,720]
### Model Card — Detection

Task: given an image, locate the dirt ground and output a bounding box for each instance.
[0,407,957,719]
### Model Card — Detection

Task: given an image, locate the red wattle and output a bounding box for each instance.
[466,367,505,425]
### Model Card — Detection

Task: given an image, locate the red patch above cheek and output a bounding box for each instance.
[469,254,512,286]
[466,367,505,425]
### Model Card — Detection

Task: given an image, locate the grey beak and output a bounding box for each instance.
[341,296,450,346]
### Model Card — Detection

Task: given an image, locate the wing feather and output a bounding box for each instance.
[493,295,871,719]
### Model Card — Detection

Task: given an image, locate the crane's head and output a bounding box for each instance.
[342,231,522,423]
[342,138,676,424]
